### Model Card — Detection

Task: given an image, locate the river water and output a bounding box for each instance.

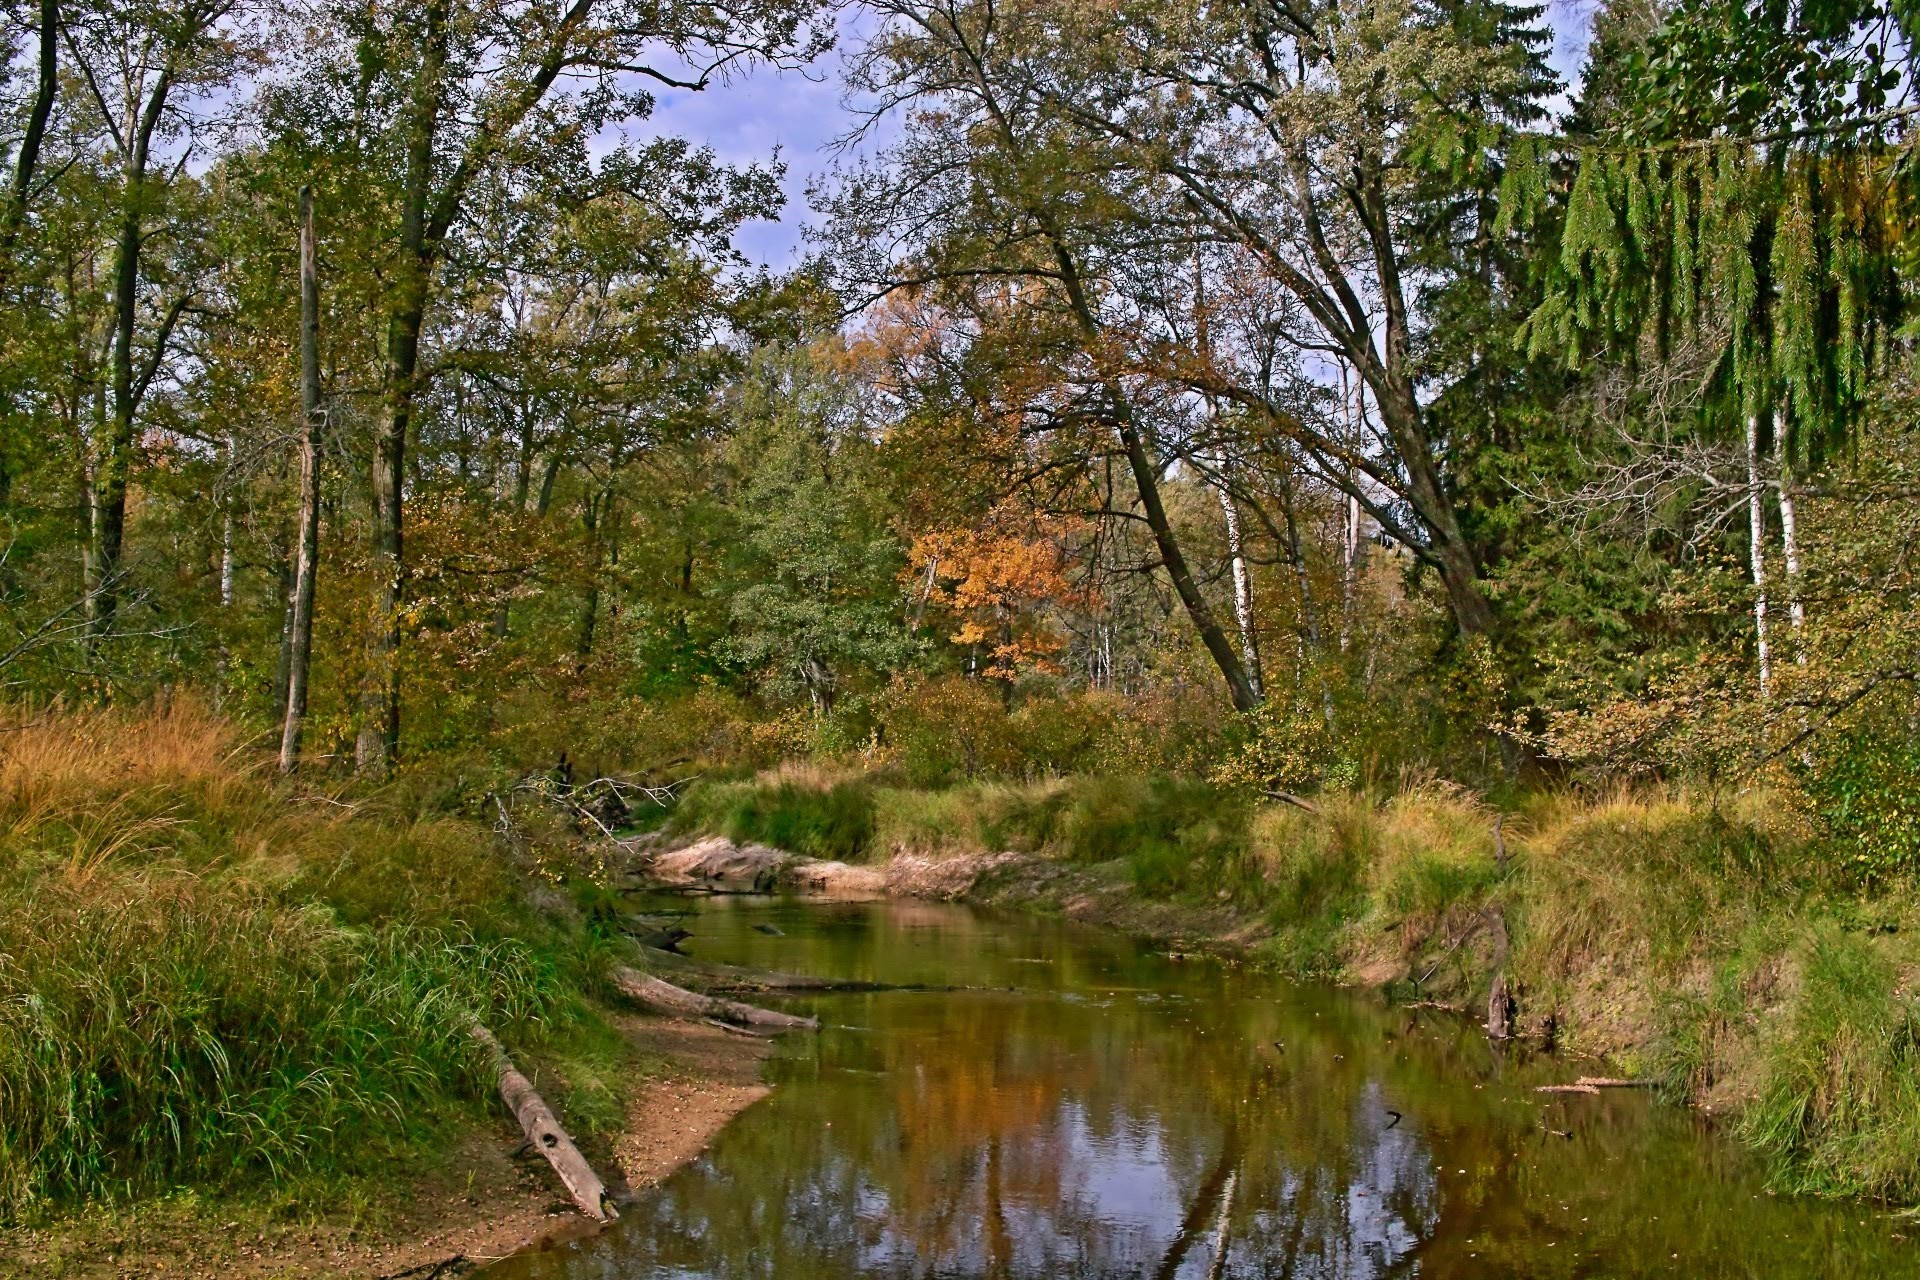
[488,896,1911,1279]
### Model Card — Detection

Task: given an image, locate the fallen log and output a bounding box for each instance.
[1535,1084,1602,1095]
[470,1025,617,1222]
[612,965,820,1032]
[636,947,931,994]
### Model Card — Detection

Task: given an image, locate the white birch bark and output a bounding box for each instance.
[1746,413,1772,700]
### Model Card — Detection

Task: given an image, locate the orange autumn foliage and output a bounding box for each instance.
[908,516,1092,679]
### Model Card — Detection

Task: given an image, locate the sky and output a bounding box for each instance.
[640,0,1604,270]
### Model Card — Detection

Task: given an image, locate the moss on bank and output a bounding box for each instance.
[669,768,1920,1204]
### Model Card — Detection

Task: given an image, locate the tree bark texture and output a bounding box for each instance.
[470,1024,617,1222]
[280,185,323,773]
[612,966,820,1032]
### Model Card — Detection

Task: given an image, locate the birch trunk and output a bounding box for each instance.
[279,186,323,773]
[1746,413,1772,700]
[1215,479,1263,700]
[1774,420,1806,657]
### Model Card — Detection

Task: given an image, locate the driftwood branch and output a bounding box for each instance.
[470,1024,618,1222]
[611,966,820,1032]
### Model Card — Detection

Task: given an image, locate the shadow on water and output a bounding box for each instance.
[488,897,1911,1279]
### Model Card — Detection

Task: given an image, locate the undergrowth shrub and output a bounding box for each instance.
[1805,712,1920,879]
[1743,924,1920,1200]
[1055,776,1251,896]
[673,778,877,861]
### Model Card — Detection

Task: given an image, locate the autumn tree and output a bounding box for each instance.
[268,0,827,772]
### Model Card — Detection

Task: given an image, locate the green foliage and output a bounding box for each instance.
[1214,700,1360,795]
[674,777,879,862]
[721,343,917,709]
[1804,712,1920,877]
[1744,925,1920,1201]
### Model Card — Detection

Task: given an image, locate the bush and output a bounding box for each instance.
[1743,925,1920,1200]
[674,777,877,861]
[1055,776,1251,897]
[1805,715,1920,879]
[876,676,1023,786]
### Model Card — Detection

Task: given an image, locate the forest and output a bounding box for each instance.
[4,0,1920,1273]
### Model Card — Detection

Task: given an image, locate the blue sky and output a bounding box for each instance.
[642,0,1603,269]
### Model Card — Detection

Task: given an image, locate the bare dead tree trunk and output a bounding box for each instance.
[1746,413,1772,700]
[470,1024,618,1221]
[280,186,323,774]
[612,967,820,1031]
[1774,418,1805,656]
[1214,476,1263,700]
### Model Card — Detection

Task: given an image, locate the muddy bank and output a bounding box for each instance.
[8,1018,772,1280]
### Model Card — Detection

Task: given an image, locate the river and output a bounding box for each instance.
[487,895,1911,1278]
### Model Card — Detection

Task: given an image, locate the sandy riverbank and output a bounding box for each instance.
[8,1016,772,1280]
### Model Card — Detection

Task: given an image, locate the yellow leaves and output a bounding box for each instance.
[907,513,1090,679]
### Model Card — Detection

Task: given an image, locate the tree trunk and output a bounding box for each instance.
[0,0,56,275]
[1215,478,1263,700]
[356,1,448,776]
[1774,422,1805,657]
[1746,413,1772,700]
[280,186,323,773]
[1486,904,1513,1040]
[90,185,145,639]
[214,433,236,708]
[470,1024,618,1222]
[1340,379,1364,654]
[1111,397,1261,711]
[1355,166,1497,643]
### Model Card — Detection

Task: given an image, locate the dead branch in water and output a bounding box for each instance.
[470,1024,617,1222]
[637,946,939,994]
[611,966,820,1032]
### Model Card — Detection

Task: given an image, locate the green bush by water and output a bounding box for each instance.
[674,777,878,861]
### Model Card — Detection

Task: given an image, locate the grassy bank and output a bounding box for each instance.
[0,702,642,1233]
[669,767,1920,1203]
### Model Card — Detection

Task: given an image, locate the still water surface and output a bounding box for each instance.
[490,896,1912,1279]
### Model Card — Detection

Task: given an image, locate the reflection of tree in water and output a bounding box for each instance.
[575,976,1439,1278]
[487,902,1915,1280]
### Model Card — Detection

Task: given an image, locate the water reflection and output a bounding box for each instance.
[489,898,1909,1279]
